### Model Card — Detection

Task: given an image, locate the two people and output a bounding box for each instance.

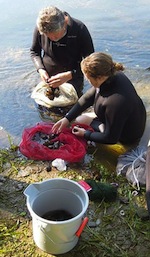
[52,52,146,145]
[31,6,146,145]
[30,6,94,97]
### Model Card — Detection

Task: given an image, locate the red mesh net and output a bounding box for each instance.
[19,122,92,162]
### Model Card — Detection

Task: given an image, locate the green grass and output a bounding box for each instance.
[0,145,150,257]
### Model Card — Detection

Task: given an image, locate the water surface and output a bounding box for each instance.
[0,0,150,148]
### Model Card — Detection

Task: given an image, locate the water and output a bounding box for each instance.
[0,0,150,148]
[42,209,73,221]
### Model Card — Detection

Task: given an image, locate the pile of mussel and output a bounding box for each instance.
[32,132,64,149]
[45,87,60,100]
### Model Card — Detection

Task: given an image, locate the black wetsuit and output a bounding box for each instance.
[30,12,94,96]
[65,72,146,144]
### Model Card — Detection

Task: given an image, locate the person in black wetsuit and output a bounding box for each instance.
[30,6,94,97]
[52,52,146,145]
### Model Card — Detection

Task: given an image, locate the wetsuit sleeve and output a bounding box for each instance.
[79,24,94,58]
[83,119,115,144]
[65,87,95,122]
[71,22,94,80]
[30,26,45,71]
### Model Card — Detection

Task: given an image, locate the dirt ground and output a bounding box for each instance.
[1,145,150,257]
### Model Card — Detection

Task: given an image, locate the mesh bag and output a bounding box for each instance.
[19,122,92,163]
[116,146,147,189]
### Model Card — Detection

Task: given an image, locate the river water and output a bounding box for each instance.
[0,0,150,149]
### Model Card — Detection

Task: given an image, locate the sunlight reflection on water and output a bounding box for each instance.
[0,0,150,150]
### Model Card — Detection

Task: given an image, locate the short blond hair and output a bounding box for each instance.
[37,6,65,34]
[81,52,124,78]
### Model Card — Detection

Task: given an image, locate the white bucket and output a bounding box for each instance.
[24,178,89,255]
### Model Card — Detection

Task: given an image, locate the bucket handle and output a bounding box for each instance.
[75,217,89,237]
[39,225,60,245]
[39,225,76,245]
[39,217,88,245]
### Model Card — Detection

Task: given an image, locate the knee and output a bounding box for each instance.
[75,115,83,124]
[75,114,92,125]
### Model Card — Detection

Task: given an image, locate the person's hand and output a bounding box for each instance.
[39,69,50,83]
[52,117,69,134]
[72,126,86,137]
[47,71,72,88]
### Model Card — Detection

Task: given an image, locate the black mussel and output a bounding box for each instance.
[46,163,52,172]
[53,141,60,149]
[48,145,54,149]
[40,133,48,140]
[73,128,78,132]
[54,88,60,97]
[49,133,57,140]
[43,141,50,147]
[45,88,54,100]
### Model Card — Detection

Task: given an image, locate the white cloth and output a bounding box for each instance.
[31,81,78,108]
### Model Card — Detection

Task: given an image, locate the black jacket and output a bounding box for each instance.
[30,12,94,95]
[66,72,146,144]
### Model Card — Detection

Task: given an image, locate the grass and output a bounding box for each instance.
[0,144,150,257]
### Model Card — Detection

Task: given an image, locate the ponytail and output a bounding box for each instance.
[113,62,125,72]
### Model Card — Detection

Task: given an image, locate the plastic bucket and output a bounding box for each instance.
[24,178,89,255]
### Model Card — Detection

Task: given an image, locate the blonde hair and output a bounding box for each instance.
[81,52,124,78]
[37,6,65,34]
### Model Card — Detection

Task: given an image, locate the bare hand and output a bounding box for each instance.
[72,126,86,137]
[52,117,69,134]
[47,71,72,88]
[38,69,50,83]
